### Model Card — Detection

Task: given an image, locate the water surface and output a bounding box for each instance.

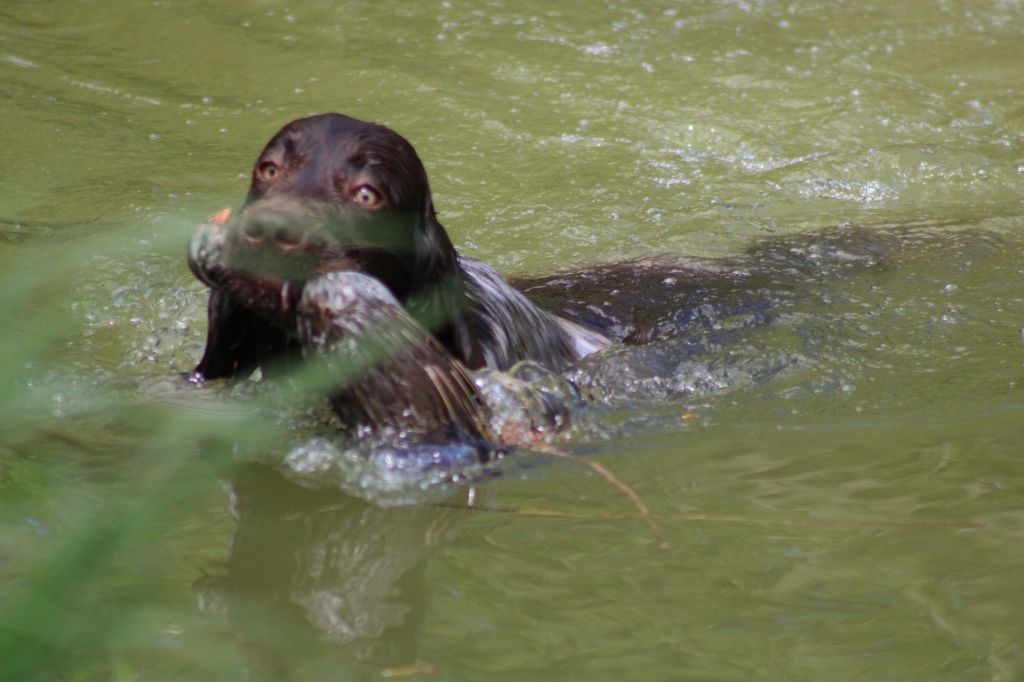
[1,1,1023,680]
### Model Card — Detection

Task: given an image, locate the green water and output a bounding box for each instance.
[2,1,1024,680]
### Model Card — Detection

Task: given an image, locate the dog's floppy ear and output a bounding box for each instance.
[190,289,295,381]
[408,193,481,366]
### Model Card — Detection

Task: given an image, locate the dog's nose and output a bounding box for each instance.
[241,207,303,248]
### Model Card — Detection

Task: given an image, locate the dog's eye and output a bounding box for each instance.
[257,161,281,181]
[352,184,383,209]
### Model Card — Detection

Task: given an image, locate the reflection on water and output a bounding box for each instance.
[196,465,464,675]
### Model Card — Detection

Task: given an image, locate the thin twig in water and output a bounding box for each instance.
[530,442,669,549]
[434,503,979,530]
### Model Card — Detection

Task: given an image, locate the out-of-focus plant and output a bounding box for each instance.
[0,224,366,681]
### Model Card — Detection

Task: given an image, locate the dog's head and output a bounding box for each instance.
[189,113,462,323]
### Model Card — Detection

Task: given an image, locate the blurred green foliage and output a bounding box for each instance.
[0,225,304,681]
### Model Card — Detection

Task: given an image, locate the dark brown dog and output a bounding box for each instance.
[188,113,606,443]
